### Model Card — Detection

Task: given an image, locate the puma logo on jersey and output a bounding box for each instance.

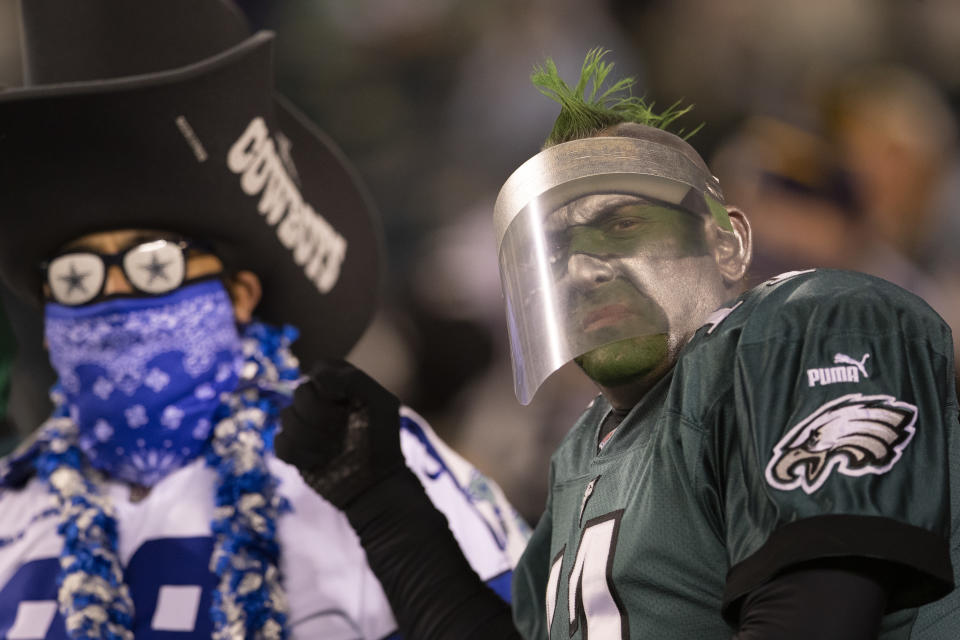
[765,393,917,494]
[806,353,871,387]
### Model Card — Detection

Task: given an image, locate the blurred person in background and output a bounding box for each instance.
[708,115,863,284]
[710,65,960,369]
[821,65,960,351]
[278,49,960,639]
[0,1,527,638]
[823,65,960,275]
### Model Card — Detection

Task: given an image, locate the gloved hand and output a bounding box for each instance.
[275,359,403,509]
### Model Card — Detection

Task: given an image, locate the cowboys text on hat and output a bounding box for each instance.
[228,117,347,293]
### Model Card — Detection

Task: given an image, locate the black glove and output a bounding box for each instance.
[275,358,403,509]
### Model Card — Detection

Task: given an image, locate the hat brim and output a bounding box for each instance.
[0,33,382,365]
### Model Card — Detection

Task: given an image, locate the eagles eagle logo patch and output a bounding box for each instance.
[765,393,918,494]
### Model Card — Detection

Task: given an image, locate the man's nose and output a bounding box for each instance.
[102,264,134,295]
[567,253,616,287]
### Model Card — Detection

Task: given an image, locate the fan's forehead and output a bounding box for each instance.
[60,229,179,253]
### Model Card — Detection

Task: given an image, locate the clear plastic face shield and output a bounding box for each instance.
[494,133,731,404]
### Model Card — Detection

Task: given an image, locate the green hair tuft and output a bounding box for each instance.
[531,47,702,147]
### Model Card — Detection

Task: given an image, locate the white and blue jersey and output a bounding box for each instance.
[0,407,529,639]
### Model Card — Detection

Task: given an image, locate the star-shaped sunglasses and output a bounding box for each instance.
[42,238,214,306]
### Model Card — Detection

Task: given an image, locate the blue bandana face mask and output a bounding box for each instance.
[44,278,243,486]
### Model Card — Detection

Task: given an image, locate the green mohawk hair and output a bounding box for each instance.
[532,47,702,147]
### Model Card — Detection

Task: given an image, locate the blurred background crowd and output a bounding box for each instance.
[1,0,959,525]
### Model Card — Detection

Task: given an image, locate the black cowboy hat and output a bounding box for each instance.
[0,0,383,366]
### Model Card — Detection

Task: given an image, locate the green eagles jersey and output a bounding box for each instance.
[512,269,960,639]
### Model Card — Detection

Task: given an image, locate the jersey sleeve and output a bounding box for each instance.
[271,456,400,639]
[398,406,531,601]
[717,274,958,618]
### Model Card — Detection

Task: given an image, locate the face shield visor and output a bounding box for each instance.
[494,133,729,404]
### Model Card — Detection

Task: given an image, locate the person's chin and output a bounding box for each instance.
[575,333,669,387]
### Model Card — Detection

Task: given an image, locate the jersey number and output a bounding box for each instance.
[0,537,216,638]
[546,510,627,639]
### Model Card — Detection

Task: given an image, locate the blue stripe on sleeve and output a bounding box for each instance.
[486,569,513,603]
[400,415,511,552]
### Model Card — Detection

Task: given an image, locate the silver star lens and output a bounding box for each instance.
[121,240,188,294]
[46,253,106,305]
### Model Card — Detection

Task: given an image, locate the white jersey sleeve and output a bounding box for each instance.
[398,406,530,574]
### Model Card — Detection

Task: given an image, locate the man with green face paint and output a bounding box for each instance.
[278,49,960,639]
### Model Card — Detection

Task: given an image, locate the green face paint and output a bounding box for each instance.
[575,333,669,387]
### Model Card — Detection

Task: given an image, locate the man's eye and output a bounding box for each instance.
[607,217,642,233]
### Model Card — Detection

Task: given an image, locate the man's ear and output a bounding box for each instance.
[226,270,262,324]
[714,206,752,284]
